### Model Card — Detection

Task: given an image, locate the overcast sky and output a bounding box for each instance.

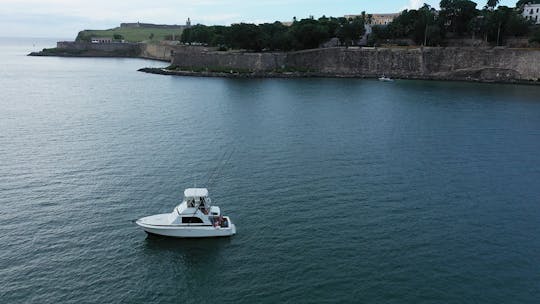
[0,0,516,39]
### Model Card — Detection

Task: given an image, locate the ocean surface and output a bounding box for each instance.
[1,38,539,303]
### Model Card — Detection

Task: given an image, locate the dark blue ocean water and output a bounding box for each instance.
[1,38,539,303]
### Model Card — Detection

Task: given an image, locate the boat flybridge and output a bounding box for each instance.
[136,188,236,238]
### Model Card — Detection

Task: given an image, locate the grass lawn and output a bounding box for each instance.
[76,27,184,42]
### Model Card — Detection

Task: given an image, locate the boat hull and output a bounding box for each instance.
[136,221,236,238]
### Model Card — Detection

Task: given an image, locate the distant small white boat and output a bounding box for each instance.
[136,188,236,238]
[378,75,394,82]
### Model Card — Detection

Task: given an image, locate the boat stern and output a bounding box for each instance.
[223,216,236,235]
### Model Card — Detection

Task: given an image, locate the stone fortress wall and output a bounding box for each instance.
[47,42,540,82]
[56,41,141,53]
[171,47,540,82]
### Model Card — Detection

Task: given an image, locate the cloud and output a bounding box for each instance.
[404,0,424,10]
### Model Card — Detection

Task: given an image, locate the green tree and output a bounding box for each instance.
[370,25,392,42]
[290,18,331,49]
[258,22,291,51]
[387,9,419,39]
[227,23,264,51]
[415,5,441,45]
[210,25,228,47]
[181,25,213,44]
[439,0,478,35]
[486,0,499,9]
[483,6,530,45]
[318,16,341,39]
[336,16,366,46]
[380,5,441,46]
[113,33,124,40]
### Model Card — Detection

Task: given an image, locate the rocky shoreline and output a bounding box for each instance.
[138,67,333,78]
[29,51,137,58]
[138,67,540,85]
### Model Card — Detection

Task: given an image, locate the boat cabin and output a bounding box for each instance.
[135,186,236,237]
[183,188,211,211]
[174,188,227,226]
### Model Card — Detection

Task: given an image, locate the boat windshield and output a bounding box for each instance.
[186,196,210,208]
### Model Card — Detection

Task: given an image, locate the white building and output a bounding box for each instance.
[522,3,540,24]
[91,37,113,43]
[344,13,399,25]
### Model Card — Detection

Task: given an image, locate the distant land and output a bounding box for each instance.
[28,3,540,85]
[75,21,191,43]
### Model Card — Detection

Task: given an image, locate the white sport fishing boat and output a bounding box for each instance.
[136,188,236,238]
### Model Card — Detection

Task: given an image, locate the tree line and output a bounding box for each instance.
[371,0,535,46]
[180,0,538,51]
[180,15,367,51]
